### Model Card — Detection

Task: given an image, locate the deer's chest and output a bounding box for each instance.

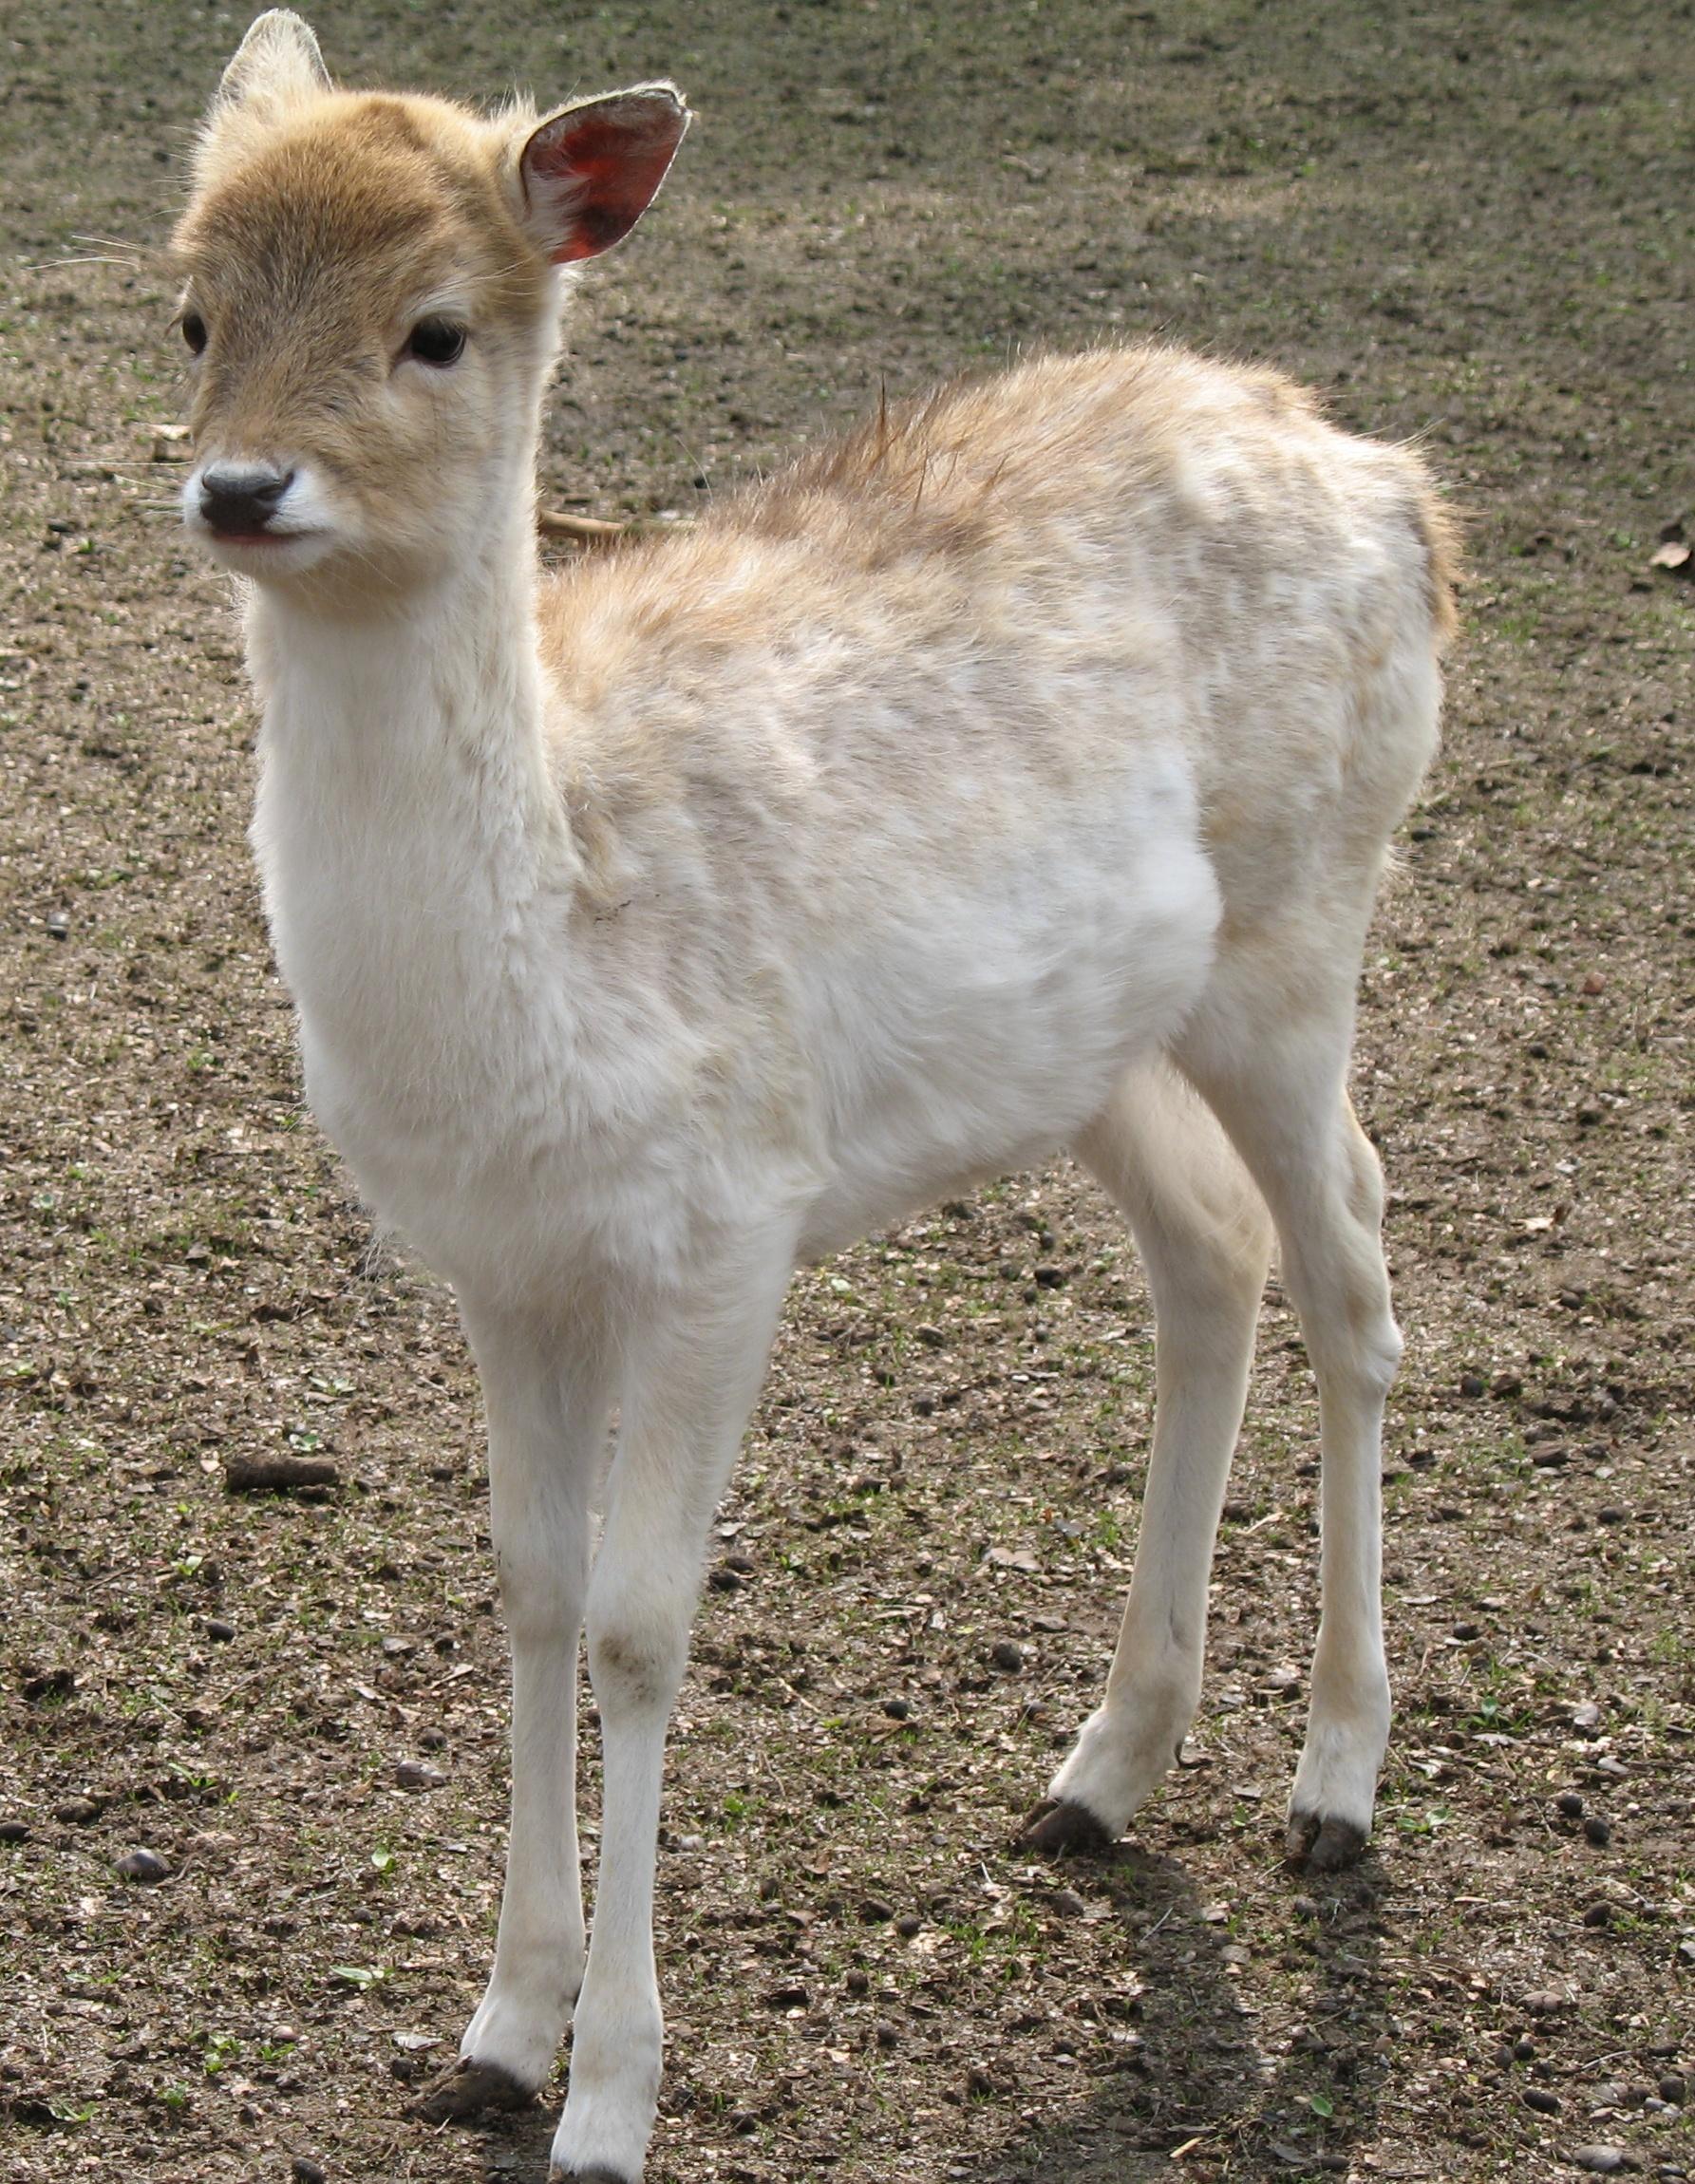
[253,763,733,1302]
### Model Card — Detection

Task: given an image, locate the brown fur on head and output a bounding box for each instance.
[172,11,687,607]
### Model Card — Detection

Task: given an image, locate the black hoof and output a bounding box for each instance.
[410,2056,537,2124]
[1019,1797,1117,1856]
[1286,1809,1368,1873]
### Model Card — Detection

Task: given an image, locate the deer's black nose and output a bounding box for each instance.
[198,463,293,536]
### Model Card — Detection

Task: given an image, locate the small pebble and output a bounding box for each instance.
[1573,1702,1603,1732]
[0,1819,30,1844]
[859,1897,894,1923]
[1584,1815,1612,1848]
[1583,1901,1612,1927]
[1660,2076,1686,2106]
[989,1640,1025,1673]
[116,1847,169,1884]
[1572,2151,1633,2176]
[881,1697,912,1720]
[1459,1371,1487,1398]
[1515,2039,1538,2061]
[845,1969,870,1995]
[394,1760,445,1792]
[875,2021,899,2049]
[1555,1792,1586,1819]
[291,2160,327,2184]
[55,1796,102,1827]
[204,1618,236,1643]
[894,1913,923,1939]
[1522,2085,1560,2114]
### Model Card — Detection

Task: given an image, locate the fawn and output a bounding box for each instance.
[173,13,1455,2177]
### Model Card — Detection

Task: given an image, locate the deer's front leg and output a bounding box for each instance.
[551,1245,792,2184]
[420,1311,612,2122]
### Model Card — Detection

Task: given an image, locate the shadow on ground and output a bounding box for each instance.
[457,1843,1393,2183]
[982,1846,1389,2184]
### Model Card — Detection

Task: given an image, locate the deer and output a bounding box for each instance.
[170,13,1456,2178]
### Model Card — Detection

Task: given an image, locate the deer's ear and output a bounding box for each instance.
[215,10,331,122]
[518,86,689,265]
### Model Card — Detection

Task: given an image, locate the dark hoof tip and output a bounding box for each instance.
[1019,1798,1117,1857]
[410,2057,537,2124]
[1286,1810,1368,1873]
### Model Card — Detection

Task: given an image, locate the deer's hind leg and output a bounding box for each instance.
[1026,1059,1272,1854]
[1177,968,1402,1873]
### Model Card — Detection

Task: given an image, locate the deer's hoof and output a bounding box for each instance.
[1019,1797,1116,1857]
[411,2056,537,2124]
[1285,1808,1369,1873]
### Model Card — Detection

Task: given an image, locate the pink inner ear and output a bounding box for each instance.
[524,98,687,264]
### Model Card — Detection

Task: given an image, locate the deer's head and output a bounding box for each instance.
[172,11,687,605]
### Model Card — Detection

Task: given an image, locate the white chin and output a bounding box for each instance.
[198,529,339,579]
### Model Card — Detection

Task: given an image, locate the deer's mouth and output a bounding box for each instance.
[198,523,337,578]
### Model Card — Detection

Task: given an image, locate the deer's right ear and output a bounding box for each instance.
[517,86,689,265]
[213,10,331,122]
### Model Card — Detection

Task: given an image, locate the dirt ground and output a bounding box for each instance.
[1,3,1690,2181]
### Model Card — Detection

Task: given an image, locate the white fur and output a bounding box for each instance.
[178,30,1451,2178]
[239,478,1427,2183]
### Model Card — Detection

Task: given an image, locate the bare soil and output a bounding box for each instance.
[1,4,1690,2181]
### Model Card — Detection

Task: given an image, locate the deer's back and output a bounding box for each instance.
[540,343,1448,946]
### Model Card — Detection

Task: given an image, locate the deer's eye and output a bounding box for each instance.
[405,318,467,367]
[181,311,208,356]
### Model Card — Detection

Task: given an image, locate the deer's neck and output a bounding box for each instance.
[248,505,578,910]
[244,504,592,1181]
